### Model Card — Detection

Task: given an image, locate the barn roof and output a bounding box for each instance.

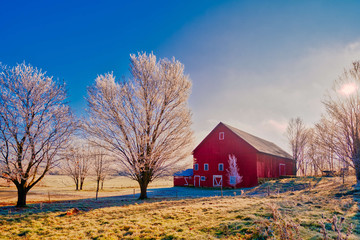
[173,169,193,177]
[223,123,292,159]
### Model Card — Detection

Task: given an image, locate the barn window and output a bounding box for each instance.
[194,164,199,171]
[219,132,224,140]
[201,176,206,181]
[204,164,209,171]
[218,163,224,171]
[229,176,236,185]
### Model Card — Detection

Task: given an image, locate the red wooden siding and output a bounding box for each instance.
[174,176,192,186]
[175,122,295,188]
[256,153,295,178]
[193,124,259,188]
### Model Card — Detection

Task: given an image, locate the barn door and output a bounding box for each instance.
[213,175,223,187]
[279,164,286,176]
[194,175,200,187]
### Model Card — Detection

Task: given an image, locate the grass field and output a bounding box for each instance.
[0,176,359,239]
[0,175,173,206]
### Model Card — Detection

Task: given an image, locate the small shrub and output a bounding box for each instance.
[320,215,353,240]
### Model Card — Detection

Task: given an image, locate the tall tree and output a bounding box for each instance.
[63,141,91,190]
[322,61,360,185]
[286,117,308,176]
[304,128,324,176]
[86,53,193,199]
[0,63,74,207]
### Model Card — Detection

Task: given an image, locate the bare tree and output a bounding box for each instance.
[0,63,74,207]
[91,149,114,200]
[227,154,243,188]
[321,61,360,185]
[86,53,193,199]
[63,141,91,190]
[286,117,308,176]
[304,128,324,176]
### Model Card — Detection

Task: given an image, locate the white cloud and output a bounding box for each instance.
[262,119,287,133]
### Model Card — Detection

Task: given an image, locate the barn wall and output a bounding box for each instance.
[256,153,295,178]
[174,176,193,186]
[193,123,258,188]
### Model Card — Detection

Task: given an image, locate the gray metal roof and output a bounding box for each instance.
[223,123,292,159]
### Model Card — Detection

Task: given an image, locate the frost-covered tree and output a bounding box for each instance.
[321,61,360,185]
[0,63,75,207]
[227,154,242,188]
[286,117,308,176]
[63,141,91,190]
[86,53,193,199]
[304,128,323,176]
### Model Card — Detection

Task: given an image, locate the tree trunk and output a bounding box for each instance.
[16,185,28,207]
[80,180,84,190]
[101,180,104,190]
[353,153,360,189]
[96,178,100,200]
[355,162,360,185]
[138,181,149,200]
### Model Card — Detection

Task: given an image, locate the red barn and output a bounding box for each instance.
[174,122,295,188]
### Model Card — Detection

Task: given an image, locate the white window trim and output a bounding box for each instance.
[204,163,209,171]
[200,176,206,181]
[229,176,236,185]
[219,132,224,140]
[218,163,224,171]
[194,163,199,171]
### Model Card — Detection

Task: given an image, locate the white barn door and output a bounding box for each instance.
[213,175,223,187]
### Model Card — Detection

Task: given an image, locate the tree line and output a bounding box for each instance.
[286,61,360,185]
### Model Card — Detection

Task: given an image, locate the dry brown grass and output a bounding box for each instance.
[0,176,359,239]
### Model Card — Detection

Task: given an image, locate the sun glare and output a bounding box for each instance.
[339,82,358,95]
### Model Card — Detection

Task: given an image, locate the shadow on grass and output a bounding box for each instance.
[0,193,172,217]
[0,186,251,217]
[351,189,360,235]
[246,177,320,196]
[0,178,324,218]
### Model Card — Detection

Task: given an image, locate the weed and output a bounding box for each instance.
[320,215,353,240]
[255,204,301,240]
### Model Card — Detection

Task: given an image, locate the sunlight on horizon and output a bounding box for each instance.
[339,82,358,95]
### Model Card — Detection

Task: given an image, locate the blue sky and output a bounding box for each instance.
[2,1,360,150]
